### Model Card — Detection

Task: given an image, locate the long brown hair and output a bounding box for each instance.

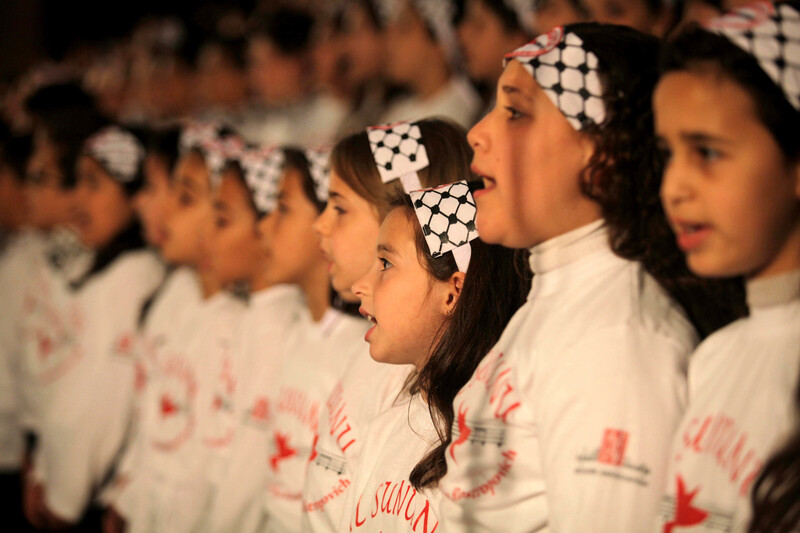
[388,195,532,490]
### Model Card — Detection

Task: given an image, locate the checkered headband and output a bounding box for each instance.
[305,146,333,204]
[409,180,479,272]
[237,146,284,217]
[705,2,800,111]
[83,126,145,184]
[504,26,606,130]
[366,120,429,193]
[179,121,245,187]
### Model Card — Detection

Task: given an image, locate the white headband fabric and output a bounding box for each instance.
[367,120,429,193]
[504,26,606,130]
[83,126,145,184]
[305,146,333,204]
[179,121,245,187]
[409,181,479,273]
[705,2,800,111]
[238,146,284,216]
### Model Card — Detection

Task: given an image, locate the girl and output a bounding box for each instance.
[379,0,482,129]
[133,126,181,250]
[254,147,368,532]
[438,22,743,532]
[104,124,245,533]
[654,3,800,531]
[304,118,475,532]
[347,178,530,532]
[27,125,164,528]
[201,146,306,533]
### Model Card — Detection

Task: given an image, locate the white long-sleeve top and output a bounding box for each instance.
[261,308,368,533]
[200,285,304,533]
[379,77,481,130]
[0,229,47,470]
[117,291,244,533]
[106,267,203,512]
[347,393,442,533]
[300,353,412,533]
[36,250,164,522]
[438,221,697,533]
[656,271,800,533]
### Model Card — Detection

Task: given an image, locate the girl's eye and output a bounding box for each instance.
[277,202,289,215]
[505,106,524,121]
[696,145,722,163]
[379,257,393,271]
[215,217,228,229]
[334,206,346,216]
[179,192,194,206]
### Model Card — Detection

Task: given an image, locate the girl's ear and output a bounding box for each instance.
[442,271,466,315]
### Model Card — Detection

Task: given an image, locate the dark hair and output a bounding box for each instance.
[249,6,315,56]
[330,118,474,220]
[385,194,531,489]
[749,368,800,533]
[563,22,745,338]
[221,159,260,217]
[0,120,32,180]
[477,0,528,33]
[143,126,182,179]
[26,82,108,190]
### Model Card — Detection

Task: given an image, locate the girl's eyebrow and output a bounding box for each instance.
[377,243,397,256]
[501,84,533,102]
[680,131,733,145]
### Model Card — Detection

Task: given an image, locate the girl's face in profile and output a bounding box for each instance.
[656,69,800,280]
[71,156,134,249]
[133,153,173,248]
[161,152,215,269]
[313,170,381,302]
[468,60,599,249]
[25,135,73,231]
[259,167,326,287]
[210,168,268,289]
[352,207,456,370]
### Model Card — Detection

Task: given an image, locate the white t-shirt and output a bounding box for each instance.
[439,221,697,533]
[118,291,245,533]
[379,77,481,130]
[36,250,164,521]
[0,229,46,470]
[261,308,368,533]
[656,271,800,533]
[301,350,412,533]
[347,393,442,533]
[200,285,304,533]
[106,267,203,511]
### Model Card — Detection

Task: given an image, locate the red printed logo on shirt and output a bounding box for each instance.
[598,429,628,466]
[663,475,709,533]
[449,404,471,464]
[271,432,297,472]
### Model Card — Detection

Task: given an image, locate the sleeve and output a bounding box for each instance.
[532,324,689,533]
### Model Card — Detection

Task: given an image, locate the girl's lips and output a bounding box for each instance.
[364,324,376,342]
[673,221,712,252]
[473,177,496,200]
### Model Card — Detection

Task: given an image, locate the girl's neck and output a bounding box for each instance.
[300,263,331,323]
[250,261,274,294]
[409,61,450,100]
[749,220,800,280]
[199,269,221,299]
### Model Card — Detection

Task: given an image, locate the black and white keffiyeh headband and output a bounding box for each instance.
[409,181,479,272]
[83,126,145,184]
[179,122,246,187]
[305,146,333,204]
[705,2,800,111]
[367,120,478,271]
[504,26,606,130]
[237,146,284,217]
[378,0,461,66]
[367,120,429,193]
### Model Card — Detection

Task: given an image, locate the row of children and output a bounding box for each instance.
[2,0,800,532]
